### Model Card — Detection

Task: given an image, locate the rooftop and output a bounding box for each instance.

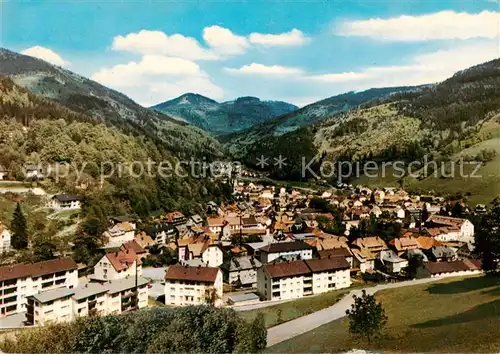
[30,287,74,304]
[0,258,77,282]
[165,264,219,283]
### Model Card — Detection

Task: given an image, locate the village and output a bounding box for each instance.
[0,168,486,329]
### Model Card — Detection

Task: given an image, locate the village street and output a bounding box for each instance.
[266,277,448,347]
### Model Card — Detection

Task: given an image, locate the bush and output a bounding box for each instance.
[1,306,267,353]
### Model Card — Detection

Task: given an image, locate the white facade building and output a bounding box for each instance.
[201,244,224,267]
[93,249,142,281]
[103,222,136,246]
[49,195,82,211]
[257,258,351,301]
[165,265,223,306]
[26,277,150,326]
[0,258,78,317]
[0,224,11,253]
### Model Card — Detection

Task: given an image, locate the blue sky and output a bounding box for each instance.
[2,0,500,106]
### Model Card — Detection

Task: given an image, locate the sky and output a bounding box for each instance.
[1,0,500,107]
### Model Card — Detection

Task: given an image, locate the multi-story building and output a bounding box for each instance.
[426,215,475,244]
[257,258,351,301]
[0,258,78,317]
[0,223,11,253]
[164,265,223,306]
[25,276,150,326]
[103,221,136,246]
[258,241,313,264]
[201,244,224,267]
[222,255,262,288]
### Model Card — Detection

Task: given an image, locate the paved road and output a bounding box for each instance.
[267,277,445,347]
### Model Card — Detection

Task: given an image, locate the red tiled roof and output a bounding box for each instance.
[122,240,146,254]
[318,248,352,259]
[264,260,311,278]
[165,264,219,283]
[0,258,77,282]
[106,249,138,271]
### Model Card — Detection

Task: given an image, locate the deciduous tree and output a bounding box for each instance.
[346,290,387,344]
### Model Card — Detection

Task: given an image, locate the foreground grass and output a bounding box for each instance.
[240,288,350,328]
[268,275,500,353]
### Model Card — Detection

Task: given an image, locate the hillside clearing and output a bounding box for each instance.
[267,275,500,353]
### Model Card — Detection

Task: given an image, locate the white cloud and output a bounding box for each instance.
[304,40,500,88]
[21,46,70,67]
[112,30,218,60]
[224,63,304,76]
[249,29,310,47]
[202,25,250,55]
[337,10,500,41]
[91,55,223,106]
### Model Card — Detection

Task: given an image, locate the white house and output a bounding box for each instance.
[93,248,142,281]
[426,215,475,244]
[258,241,313,264]
[23,163,44,180]
[49,194,83,211]
[0,258,78,317]
[103,221,136,246]
[306,258,351,294]
[164,265,223,306]
[201,244,224,267]
[0,223,11,253]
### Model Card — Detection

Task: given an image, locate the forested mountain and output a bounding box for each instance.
[234,59,500,202]
[223,86,422,157]
[151,93,298,134]
[0,48,221,159]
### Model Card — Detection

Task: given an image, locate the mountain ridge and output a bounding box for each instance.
[150,93,298,135]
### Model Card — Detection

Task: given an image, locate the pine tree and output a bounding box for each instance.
[11,202,28,249]
[474,198,500,272]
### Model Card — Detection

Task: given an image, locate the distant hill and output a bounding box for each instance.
[232,58,500,204]
[224,86,422,158]
[0,48,222,159]
[150,93,298,134]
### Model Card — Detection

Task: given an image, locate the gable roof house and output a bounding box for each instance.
[49,194,83,210]
[389,237,419,256]
[258,241,313,264]
[352,236,388,253]
[93,248,142,282]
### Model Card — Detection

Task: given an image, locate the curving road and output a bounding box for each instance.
[266,277,448,347]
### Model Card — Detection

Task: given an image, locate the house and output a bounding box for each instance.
[389,237,419,256]
[0,165,7,180]
[0,222,11,253]
[352,236,388,254]
[49,194,83,210]
[223,256,262,287]
[318,248,354,267]
[165,211,188,230]
[257,258,351,301]
[23,163,44,180]
[426,215,475,244]
[93,248,142,281]
[351,248,377,273]
[103,221,136,246]
[423,259,482,278]
[0,258,78,317]
[379,250,408,273]
[164,265,223,306]
[426,246,457,262]
[258,241,313,264]
[190,214,203,226]
[153,224,178,245]
[201,244,224,267]
[135,232,155,250]
[25,277,149,326]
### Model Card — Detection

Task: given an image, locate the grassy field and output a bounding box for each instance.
[240,288,350,328]
[267,275,500,353]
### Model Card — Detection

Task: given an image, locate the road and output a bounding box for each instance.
[266,277,445,347]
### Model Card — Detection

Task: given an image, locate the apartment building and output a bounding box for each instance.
[26,276,150,326]
[0,258,78,317]
[258,241,313,264]
[164,265,223,306]
[257,258,351,301]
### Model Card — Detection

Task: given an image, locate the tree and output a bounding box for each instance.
[234,313,267,353]
[345,290,387,344]
[204,286,220,306]
[407,253,424,279]
[11,202,28,249]
[474,198,500,272]
[451,202,464,218]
